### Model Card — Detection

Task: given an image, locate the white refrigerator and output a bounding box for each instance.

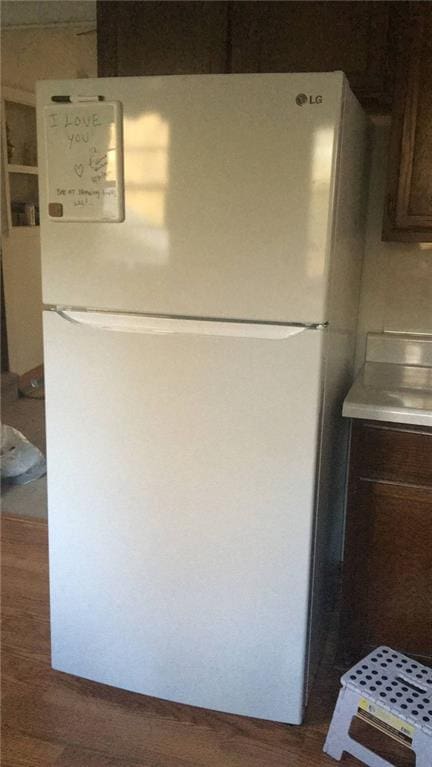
[37,73,366,725]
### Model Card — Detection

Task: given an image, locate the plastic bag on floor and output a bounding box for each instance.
[1,425,46,485]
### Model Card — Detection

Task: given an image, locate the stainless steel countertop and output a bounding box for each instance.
[343,361,432,427]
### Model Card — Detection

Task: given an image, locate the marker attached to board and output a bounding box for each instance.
[51,95,105,103]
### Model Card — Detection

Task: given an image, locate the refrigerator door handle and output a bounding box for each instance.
[55,309,317,340]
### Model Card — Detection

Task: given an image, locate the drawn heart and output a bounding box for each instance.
[74,164,84,178]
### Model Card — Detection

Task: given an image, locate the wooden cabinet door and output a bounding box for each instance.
[341,420,432,662]
[97,1,228,77]
[342,479,432,660]
[229,2,396,111]
[383,4,432,241]
[97,2,404,111]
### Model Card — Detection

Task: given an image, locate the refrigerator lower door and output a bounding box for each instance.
[43,310,325,724]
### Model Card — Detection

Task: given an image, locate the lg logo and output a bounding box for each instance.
[295,93,323,106]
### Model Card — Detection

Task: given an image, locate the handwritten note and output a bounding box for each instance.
[44,101,124,222]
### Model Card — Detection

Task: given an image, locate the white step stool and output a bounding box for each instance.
[324,646,432,766]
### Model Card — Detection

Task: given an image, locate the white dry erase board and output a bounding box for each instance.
[44,100,124,222]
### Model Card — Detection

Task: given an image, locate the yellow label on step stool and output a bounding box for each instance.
[358,698,414,745]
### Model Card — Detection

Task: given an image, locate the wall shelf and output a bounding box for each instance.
[10,225,40,234]
[1,87,39,230]
[8,164,38,175]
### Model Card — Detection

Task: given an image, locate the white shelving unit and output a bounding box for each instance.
[8,164,39,175]
[1,87,39,231]
[1,86,43,380]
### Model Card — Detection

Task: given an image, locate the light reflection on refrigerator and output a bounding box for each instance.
[306,125,335,280]
[123,111,170,260]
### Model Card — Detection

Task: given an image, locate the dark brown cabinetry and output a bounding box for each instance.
[383,4,432,242]
[97,1,401,112]
[229,2,397,111]
[97,1,432,243]
[97,1,228,77]
[340,419,432,662]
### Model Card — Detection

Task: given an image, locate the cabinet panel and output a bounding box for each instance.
[351,481,431,658]
[97,1,228,77]
[97,1,404,111]
[383,4,432,241]
[341,419,432,662]
[229,2,395,110]
[355,421,432,488]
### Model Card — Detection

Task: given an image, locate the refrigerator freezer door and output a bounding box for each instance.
[37,73,343,323]
[43,310,325,724]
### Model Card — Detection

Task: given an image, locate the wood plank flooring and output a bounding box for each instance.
[1,515,414,766]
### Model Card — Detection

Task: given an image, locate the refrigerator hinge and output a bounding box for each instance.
[306,322,328,330]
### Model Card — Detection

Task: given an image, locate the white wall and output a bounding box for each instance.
[1,25,96,375]
[2,232,43,375]
[355,120,432,370]
[2,1,96,28]
[1,25,97,90]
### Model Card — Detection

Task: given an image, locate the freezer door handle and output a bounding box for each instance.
[55,310,314,340]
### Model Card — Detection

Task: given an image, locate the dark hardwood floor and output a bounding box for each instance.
[1,515,414,766]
